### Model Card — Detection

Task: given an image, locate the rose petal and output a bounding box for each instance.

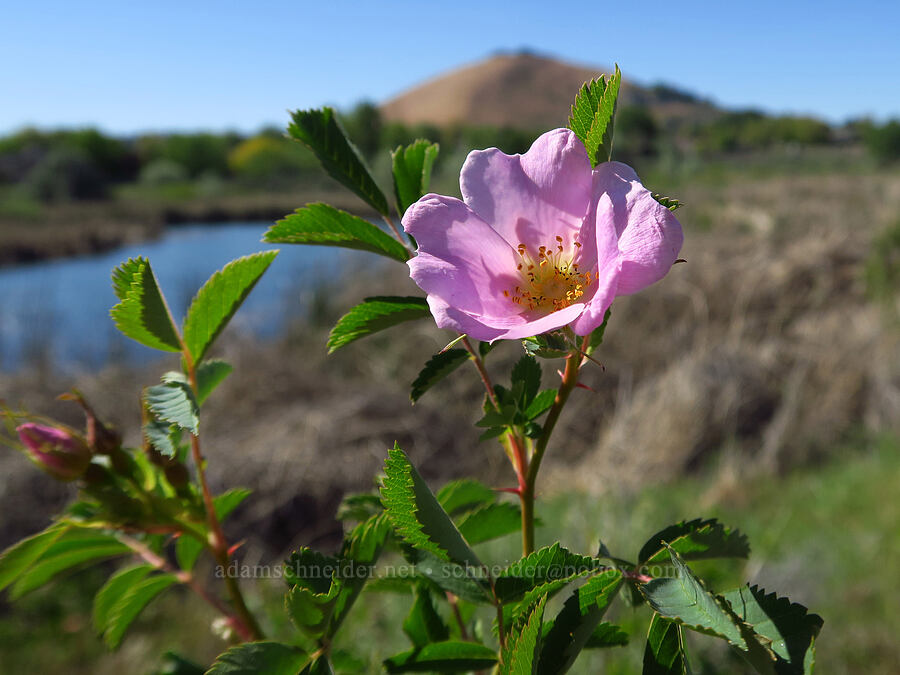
[404,195,523,318]
[592,162,683,295]
[460,129,593,252]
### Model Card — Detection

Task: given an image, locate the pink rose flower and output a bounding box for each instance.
[17,422,92,481]
[402,128,683,341]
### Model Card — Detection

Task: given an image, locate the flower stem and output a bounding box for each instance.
[461,336,498,409]
[519,335,589,555]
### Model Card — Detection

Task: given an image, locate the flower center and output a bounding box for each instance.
[504,235,593,312]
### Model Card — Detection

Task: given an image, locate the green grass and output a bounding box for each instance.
[1,435,897,673]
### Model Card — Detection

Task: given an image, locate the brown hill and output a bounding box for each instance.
[380,51,720,130]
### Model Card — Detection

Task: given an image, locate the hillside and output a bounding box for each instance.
[380,50,721,130]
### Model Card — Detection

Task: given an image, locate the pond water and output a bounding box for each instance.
[0,223,368,373]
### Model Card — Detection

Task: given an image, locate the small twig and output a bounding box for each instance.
[461,336,498,409]
[382,214,414,255]
[446,592,470,641]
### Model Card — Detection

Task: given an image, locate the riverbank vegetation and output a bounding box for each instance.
[2,102,898,265]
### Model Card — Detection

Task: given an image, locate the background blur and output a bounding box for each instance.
[1,2,899,673]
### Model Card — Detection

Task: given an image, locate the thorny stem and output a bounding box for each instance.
[185,359,264,642]
[519,334,591,555]
[118,533,253,642]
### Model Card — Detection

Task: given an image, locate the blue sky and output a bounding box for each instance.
[2,0,897,134]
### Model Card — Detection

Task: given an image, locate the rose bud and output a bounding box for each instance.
[17,423,92,482]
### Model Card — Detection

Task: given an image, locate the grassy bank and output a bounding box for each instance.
[1,434,896,673]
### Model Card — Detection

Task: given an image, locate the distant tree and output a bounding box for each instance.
[339,101,383,158]
[864,120,900,164]
[24,147,108,202]
[137,133,236,178]
[615,105,659,162]
[228,135,319,185]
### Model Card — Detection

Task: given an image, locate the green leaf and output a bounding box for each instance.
[456,502,521,545]
[586,308,612,354]
[384,641,498,673]
[567,65,622,166]
[436,479,495,515]
[195,359,234,404]
[102,572,178,648]
[286,580,342,638]
[405,550,492,604]
[145,382,199,434]
[175,535,204,573]
[162,359,234,407]
[524,390,558,420]
[403,586,450,647]
[392,140,440,215]
[502,595,547,675]
[284,548,340,594]
[584,622,629,649]
[288,107,389,215]
[721,585,823,674]
[336,493,383,522]
[0,524,68,593]
[410,349,470,402]
[93,564,153,634]
[639,546,746,648]
[214,487,252,521]
[340,511,391,565]
[110,257,182,353]
[265,203,408,262]
[381,445,482,569]
[511,355,542,409]
[536,569,624,674]
[523,332,571,359]
[328,296,430,353]
[206,642,309,675]
[143,417,182,459]
[111,258,144,300]
[496,543,600,603]
[643,613,691,675]
[182,251,278,363]
[652,194,683,211]
[638,519,750,565]
[9,529,130,599]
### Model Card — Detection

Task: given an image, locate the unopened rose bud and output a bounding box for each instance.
[17,423,92,481]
